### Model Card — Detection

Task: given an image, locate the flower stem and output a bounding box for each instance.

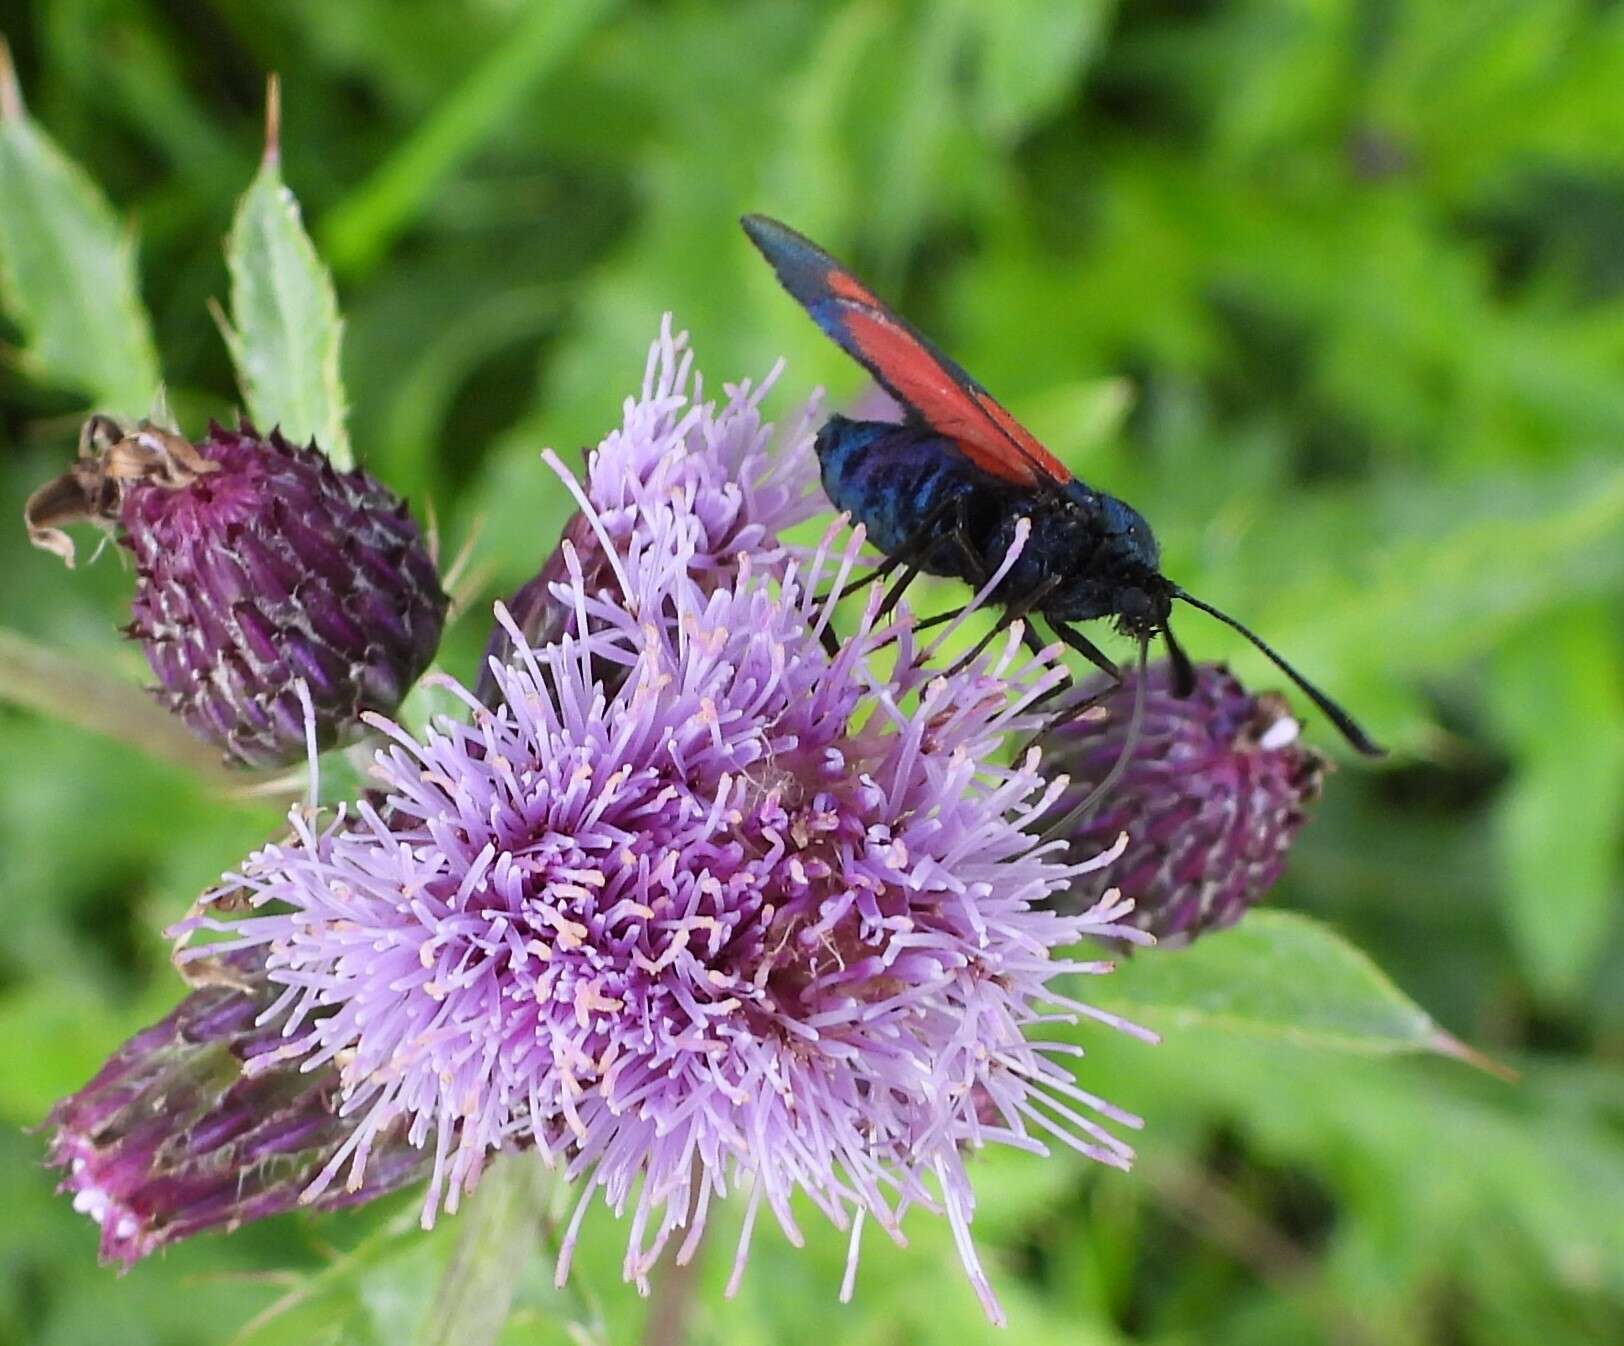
[415,1153,555,1346]
[640,1223,710,1346]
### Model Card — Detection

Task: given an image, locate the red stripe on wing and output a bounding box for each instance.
[826,270,881,306]
[973,392,1072,483]
[842,308,1070,488]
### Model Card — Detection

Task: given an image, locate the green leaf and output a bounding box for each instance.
[1090,912,1503,1070]
[1488,604,1624,1001]
[221,77,352,468]
[0,38,159,416]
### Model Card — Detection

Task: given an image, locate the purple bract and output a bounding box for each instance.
[45,950,427,1267]
[1045,661,1328,945]
[27,418,447,766]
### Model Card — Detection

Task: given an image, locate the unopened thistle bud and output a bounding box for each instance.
[45,951,428,1267]
[1045,662,1329,945]
[26,417,448,766]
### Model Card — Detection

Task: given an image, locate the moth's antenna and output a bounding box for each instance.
[1173,587,1384,757]
[1162,621,1196,697]
[1040,636,1151,844]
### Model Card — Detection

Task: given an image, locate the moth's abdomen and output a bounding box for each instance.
[815,415,981,563]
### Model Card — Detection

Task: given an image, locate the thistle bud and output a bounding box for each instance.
[26,418,448,766]
[45,951,428,1267]
[1045,662,1328,945]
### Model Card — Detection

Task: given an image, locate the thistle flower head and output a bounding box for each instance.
[580,315,819,567]
[180,440,1149,1320]
[1046,661,1328,945]
[25,416,448,766]
[478,316,820,698]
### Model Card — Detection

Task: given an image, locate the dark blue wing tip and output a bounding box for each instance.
[741,212,786,238]
[741,213,780,251]
[741,214,839,306]
[741,213,806,266]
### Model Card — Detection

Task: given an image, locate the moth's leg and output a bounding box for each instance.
[879,494,1002,622]
[873,555,929,622]
[823,497,969,655]
[1016,636,1124,748]
[947,574,1064,676]
[941,512,1055,660]
[1010,618,1127,742]
[836,493,970,604]
[839,494,977,627]
[913,605,966,632]
[830,500,1049,672]
[912,600,1047,658]
[1047,618,1122,682]
[1023,653,1078,716]
[902,511,1051,668]
[1020,677,1121,748]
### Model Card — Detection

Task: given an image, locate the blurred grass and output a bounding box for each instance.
[1,2,1621,1344]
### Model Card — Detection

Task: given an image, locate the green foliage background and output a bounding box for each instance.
[1,2,1622,1343]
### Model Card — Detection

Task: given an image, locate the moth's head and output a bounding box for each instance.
[1116,578,1174,639]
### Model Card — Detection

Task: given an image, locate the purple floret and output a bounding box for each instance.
[26,416,448,766]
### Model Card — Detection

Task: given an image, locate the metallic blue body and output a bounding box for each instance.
[817,414,1163,625]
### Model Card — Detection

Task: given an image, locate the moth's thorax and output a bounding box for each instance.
[1056,482,1162,571]
[978,481,1162,619]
